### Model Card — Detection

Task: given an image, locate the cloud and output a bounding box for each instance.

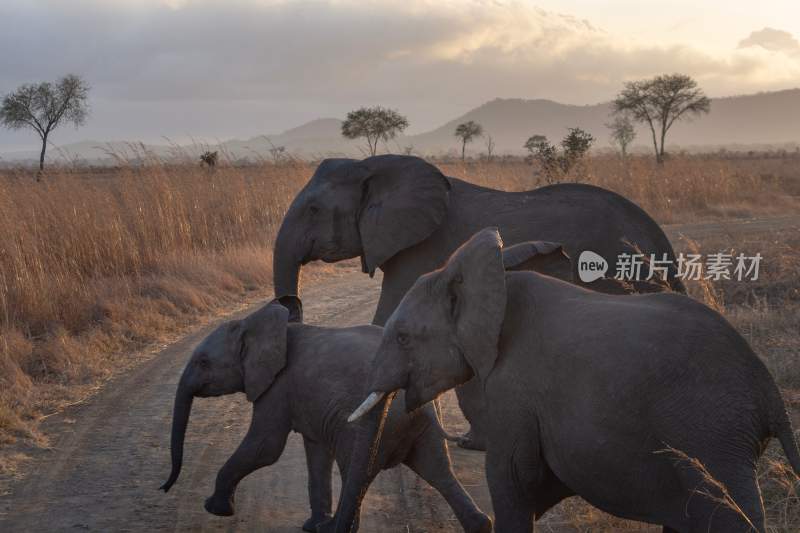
[0,0,798,147]
[738,27,800,54]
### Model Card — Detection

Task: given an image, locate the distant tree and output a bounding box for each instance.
[200,150,218,168]
[454,120,483,161]
[524,128,594,183]
[613,73,710,164]
[341,106,409,156]
[523,134,549,156]
[561,127,595,163]
[484,133,495,161]
[606,114,636,158]
[0,74,90,172]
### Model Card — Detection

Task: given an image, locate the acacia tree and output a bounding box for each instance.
[606,114,636,158]
[613,73,709,164]
[341,106,409,156]
[454,120,483,161]
[0,74,90,171]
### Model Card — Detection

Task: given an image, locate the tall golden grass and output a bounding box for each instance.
[0,153,797,444]
[0,160,308,441]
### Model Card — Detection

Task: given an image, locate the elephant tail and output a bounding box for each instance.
[766,383,800,477]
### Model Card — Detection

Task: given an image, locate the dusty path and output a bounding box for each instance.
[1,215,798,533]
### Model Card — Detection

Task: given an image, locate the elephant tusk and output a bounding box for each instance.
[347,392,386,423]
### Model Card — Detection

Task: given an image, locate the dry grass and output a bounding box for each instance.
[0,157,310,444]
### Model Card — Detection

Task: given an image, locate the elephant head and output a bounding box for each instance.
[348,229,570,419]
[273,155,451,298]
[160,296,300,492]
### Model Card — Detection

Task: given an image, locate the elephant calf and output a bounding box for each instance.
[160,297,490,533]
[349,228,800,533]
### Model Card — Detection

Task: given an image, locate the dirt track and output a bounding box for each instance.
[1,215,798,532]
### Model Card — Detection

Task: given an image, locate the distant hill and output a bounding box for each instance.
[3,89,799,163]
[409,89,800,154]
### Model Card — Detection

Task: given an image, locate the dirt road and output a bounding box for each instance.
[1,215,798,532]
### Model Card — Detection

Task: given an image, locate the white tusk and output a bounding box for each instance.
[347,392,386,423]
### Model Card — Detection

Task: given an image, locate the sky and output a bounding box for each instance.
[1,0,799,151]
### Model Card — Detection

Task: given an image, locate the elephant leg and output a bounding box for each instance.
[531,468,574,519]
[302,437,334,532]
[403,427,492,533]
[205,400,291,517]
[485,430,545,533]
[454,377,489,451]
[680,466,765,533]
[486,457,535,533]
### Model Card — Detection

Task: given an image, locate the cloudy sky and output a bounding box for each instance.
[1,0,799,151]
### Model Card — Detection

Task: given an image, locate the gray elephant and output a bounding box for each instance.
[159,297,491,533]
[273,154,684,448]
[346,228,800,533]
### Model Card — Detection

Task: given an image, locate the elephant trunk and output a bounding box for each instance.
[273,206,306,299]
[330,391,396,532]
[160,377,195,492]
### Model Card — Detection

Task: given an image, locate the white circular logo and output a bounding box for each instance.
[577,250,608,282]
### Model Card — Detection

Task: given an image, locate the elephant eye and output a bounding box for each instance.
[308,205,320,215]
[396,332,410,347]
[197,356,210,369]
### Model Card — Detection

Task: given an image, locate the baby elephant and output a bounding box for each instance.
[349,228,800,533]
[159,296,490,533]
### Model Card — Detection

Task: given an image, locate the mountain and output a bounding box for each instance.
[409,89,800,154]
[3,89,799,163]
[222,118,361,158]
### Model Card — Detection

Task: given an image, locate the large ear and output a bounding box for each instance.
[239,302,289,402]
[502,241,573,281]
[357,155,451,275]
[276,295,303,323]
[442,228,507,384]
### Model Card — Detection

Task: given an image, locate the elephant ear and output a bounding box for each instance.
[358,155,451,276]
[442,228,507,384]
[502,241,573,281]
[276,295,303,323]
[238,302,289,402]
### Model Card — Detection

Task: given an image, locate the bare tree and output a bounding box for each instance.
[341,106,409,156]
[454,120,483,161]
[484,133,495,161]
[0,74,90,171]
[606,114,636,158]
[613,73,710,164]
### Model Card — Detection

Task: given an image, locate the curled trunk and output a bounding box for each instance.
[160,381,194,492]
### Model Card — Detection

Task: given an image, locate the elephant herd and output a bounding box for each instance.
[161,155,800,532]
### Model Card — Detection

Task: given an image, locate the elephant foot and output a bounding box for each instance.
[204,492,235,517]
[315,517,336,533]
[457,428,487,451]
[463,512,493,533]
[303,513,332,532]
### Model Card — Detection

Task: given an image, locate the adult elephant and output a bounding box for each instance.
[273,154,684,448]
[345,229,800,533]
